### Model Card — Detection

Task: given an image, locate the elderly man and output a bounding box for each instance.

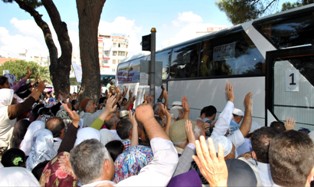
[70,103,178,186]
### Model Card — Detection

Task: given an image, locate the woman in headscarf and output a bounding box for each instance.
[0,81,45,158]
[26,128,57,171]
[19,120,45,156]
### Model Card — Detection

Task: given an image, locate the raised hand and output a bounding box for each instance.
[62,102,80,128]
[284,117,295,130]
[104,96,117,114]
[192,136,228,187]
[225,82,234,102]
[244,92,253,111]
[185,120,195,145]
[135,104,154,124]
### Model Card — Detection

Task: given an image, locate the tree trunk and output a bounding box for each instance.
[14,0,72,97]
[76,0,106,101]
[42,0,72,97]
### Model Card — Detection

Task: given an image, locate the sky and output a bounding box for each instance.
[0,0,285,58]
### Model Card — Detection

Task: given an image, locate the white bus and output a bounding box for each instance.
[117,4,314,130]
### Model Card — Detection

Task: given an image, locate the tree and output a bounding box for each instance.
[3,0,72,97]
[0,60,50,82]
[282,0,314,11]
[216,0,314,25]
[76,0,106,101]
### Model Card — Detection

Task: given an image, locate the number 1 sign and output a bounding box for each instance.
[285,69,299,92]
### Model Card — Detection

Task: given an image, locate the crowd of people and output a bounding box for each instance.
[0,69,313,187]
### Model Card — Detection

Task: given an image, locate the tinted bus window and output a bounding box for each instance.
[100,75,115,86]
[128,58,141,83]
[200,31,264,77]
[156,49,171,80]
[253,9,314,49]
[117,61,129,84]
[170,43,200,78]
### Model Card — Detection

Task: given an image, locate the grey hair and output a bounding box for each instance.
[70,139,112,185]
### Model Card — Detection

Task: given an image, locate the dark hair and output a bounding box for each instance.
[270,121,285,134]
[98,97,107,105]
[200,105,217,117]
[46,117,65,138]
[105,140,124,161]
[116,119,133,139]
[11,119,31,148]
[1,148,26,167]
[32,160,49,180]
[226,159,257,187]
[269,130,314,187]
[251,127,276,163]
[15,83,31,99]
[0,76,8,86]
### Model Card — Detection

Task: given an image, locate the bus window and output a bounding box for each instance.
[156,49,171,81]
[209,31,264,76]
[117,61,129,84]
[128,58,141,83]
[170,43,200,78]
[199,40,212,77]
[254,7,314,49]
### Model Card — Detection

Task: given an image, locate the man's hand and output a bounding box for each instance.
[193,136,228,187]
[285,117,295,130]
[104,96,117,114]
[185,120,196,145]
[135,104,154,124]
[225,82,234,102]
[62,102,80,128]
[244,92,253,111]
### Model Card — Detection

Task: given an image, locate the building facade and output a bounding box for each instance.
[98,34,129,76]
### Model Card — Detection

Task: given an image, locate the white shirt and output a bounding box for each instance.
[210,101,245,148]
[0,167,40,186]
[257,161,276,187]
[82,138,178,187]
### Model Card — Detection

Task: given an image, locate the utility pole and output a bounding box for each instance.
[142,27,156,102]
[150,27,156,102]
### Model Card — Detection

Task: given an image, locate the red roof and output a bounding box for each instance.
[0,58,17,65]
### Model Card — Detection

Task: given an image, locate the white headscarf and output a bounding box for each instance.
[26,129,57,170]
[0,167,40,186]
[0,88,14,107]
[74,127,100,146]
[20,120,45,156]
[99,129,117,146]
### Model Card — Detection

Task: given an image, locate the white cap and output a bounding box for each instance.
[233,108,244,116]
[170,101,183,120]
[172,101,182,106]
[212,136,233,157]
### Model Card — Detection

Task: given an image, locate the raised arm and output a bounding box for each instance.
[8,81,45,119]
[159,103,171,136]
[211,82,235,137]
[239,92,253,137]
[135,104,169,140]
[58,102,80,153]
[90,96,117,130]
[116,104,178,186]
[129,110,138,146]
[182,96,190,120]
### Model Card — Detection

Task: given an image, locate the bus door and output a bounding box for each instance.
[266,46,314,130]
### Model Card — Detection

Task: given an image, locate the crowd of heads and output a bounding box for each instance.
[0,70,313,187]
